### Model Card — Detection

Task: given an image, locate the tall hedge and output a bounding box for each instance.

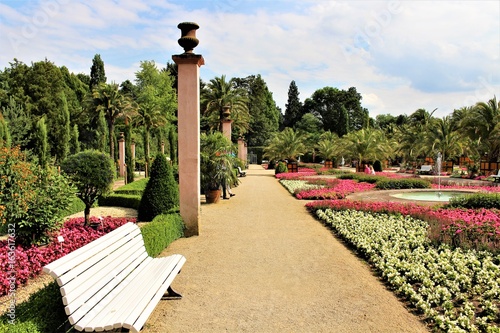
[138,153,179,221]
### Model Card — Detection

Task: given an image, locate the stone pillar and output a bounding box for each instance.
[161,141,165,154]
[173,22,204,237]
[118,132,125,177]
[221,119,232,141]
[237,137,245,163]
[244,142,248,166]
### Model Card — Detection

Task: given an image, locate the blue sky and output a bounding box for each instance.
[0,0,499,119]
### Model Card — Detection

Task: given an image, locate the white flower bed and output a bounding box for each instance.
[315,209,500,332]
[280,180,322,194]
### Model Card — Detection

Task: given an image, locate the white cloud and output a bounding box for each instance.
[0,0,498,119]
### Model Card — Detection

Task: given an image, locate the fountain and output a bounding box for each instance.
[436,151,442,197]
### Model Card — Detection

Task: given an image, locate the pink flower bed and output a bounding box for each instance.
[0,216,134,296]
[275,172,317,180]
[430,183,500,192]
[296,180,376,200]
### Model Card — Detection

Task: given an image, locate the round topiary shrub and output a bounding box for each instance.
[138,153,179,221]
[373,160,383,172]
[61,150,115,226]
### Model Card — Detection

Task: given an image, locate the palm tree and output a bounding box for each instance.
[342,128,392,168]
[92,82,134,160]
[460,96,500,161]
[316,132,342,166]
[426,116,464,163]
[201,75,250,136]
[263,128,306,162]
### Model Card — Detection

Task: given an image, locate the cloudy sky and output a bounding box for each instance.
[1,0,499,119]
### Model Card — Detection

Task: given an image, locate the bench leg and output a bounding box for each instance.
[162,286,182,300]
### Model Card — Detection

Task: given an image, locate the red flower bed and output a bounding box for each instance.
[0,216,135,296]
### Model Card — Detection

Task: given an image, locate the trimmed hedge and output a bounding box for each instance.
[141,213,185,257]
[375,178,431,190]
[59,195,86,218]
[113,178,148,196]
[98,193,141,210]
[337,173,385,184]
[445,192,500,209]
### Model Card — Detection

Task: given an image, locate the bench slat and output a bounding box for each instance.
[92,258,180,331]
[112,255,184,330]
[60,233,144,296]
[56,227,142,287]
[72,257,155,330]
[128,255,186,332]
[63,238,146,306]
[43,222,138,277]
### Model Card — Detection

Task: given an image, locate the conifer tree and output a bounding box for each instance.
[284,80,303,129]
[89,54,106,91]
[138,153,179,221]
[34,116,49,168]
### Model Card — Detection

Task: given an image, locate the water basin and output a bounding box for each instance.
[389,191,470,202]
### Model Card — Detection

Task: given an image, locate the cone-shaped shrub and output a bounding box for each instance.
[138,153,179,221]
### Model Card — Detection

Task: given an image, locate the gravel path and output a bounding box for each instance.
[143,165,429,333]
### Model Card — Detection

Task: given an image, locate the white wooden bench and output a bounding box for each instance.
[417,165,433,175]
[43,222,186,333]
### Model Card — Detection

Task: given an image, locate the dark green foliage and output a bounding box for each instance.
[70,124,80,155]
[89,54,106,91]
[0,281,68,333]
[375,178,431,190]
[337,173,384,183]
[283,80,303,129]
[34,116,49,168]
[61,150,115,225]
[0,116,10,148]
[373,160,383,172]
[138,153,179,221]
[141,213,185,257]
[445,193,500,209]
[98,193,141,210]
[275,161,288,174]
[125,123,134,184]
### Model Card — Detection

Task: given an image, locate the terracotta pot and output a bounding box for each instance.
[205,189,221,204]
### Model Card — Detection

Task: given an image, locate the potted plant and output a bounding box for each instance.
[200,132,238,203]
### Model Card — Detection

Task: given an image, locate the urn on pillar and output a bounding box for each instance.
[177,22,200,54]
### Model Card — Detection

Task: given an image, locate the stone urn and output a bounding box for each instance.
[177,22,199,53]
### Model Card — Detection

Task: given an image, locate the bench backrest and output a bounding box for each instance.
[421,165,432,171]
[43,222,147,321]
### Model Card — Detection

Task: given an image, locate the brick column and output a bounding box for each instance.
[118,132,125,177]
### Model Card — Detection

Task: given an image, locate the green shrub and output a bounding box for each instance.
[61,150,115,226]
[337,173,384,184]
[0,281,68,333]
[138,154,179,222]
[113,178,149,196]
[98,193,141,210]
[275,161,288,175]
[376,178,431,190]
[445,192,500,209]
[141,213,185,257]
[0,147,74,245]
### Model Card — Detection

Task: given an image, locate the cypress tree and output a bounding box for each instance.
[284,81,303,129]
[89,54,106,91]
[125,122,134,184]
[34,116,49,168]
[71,124,81,154]
[53,93,71,162]
[138,153,179,221]
[0,116,10,148]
